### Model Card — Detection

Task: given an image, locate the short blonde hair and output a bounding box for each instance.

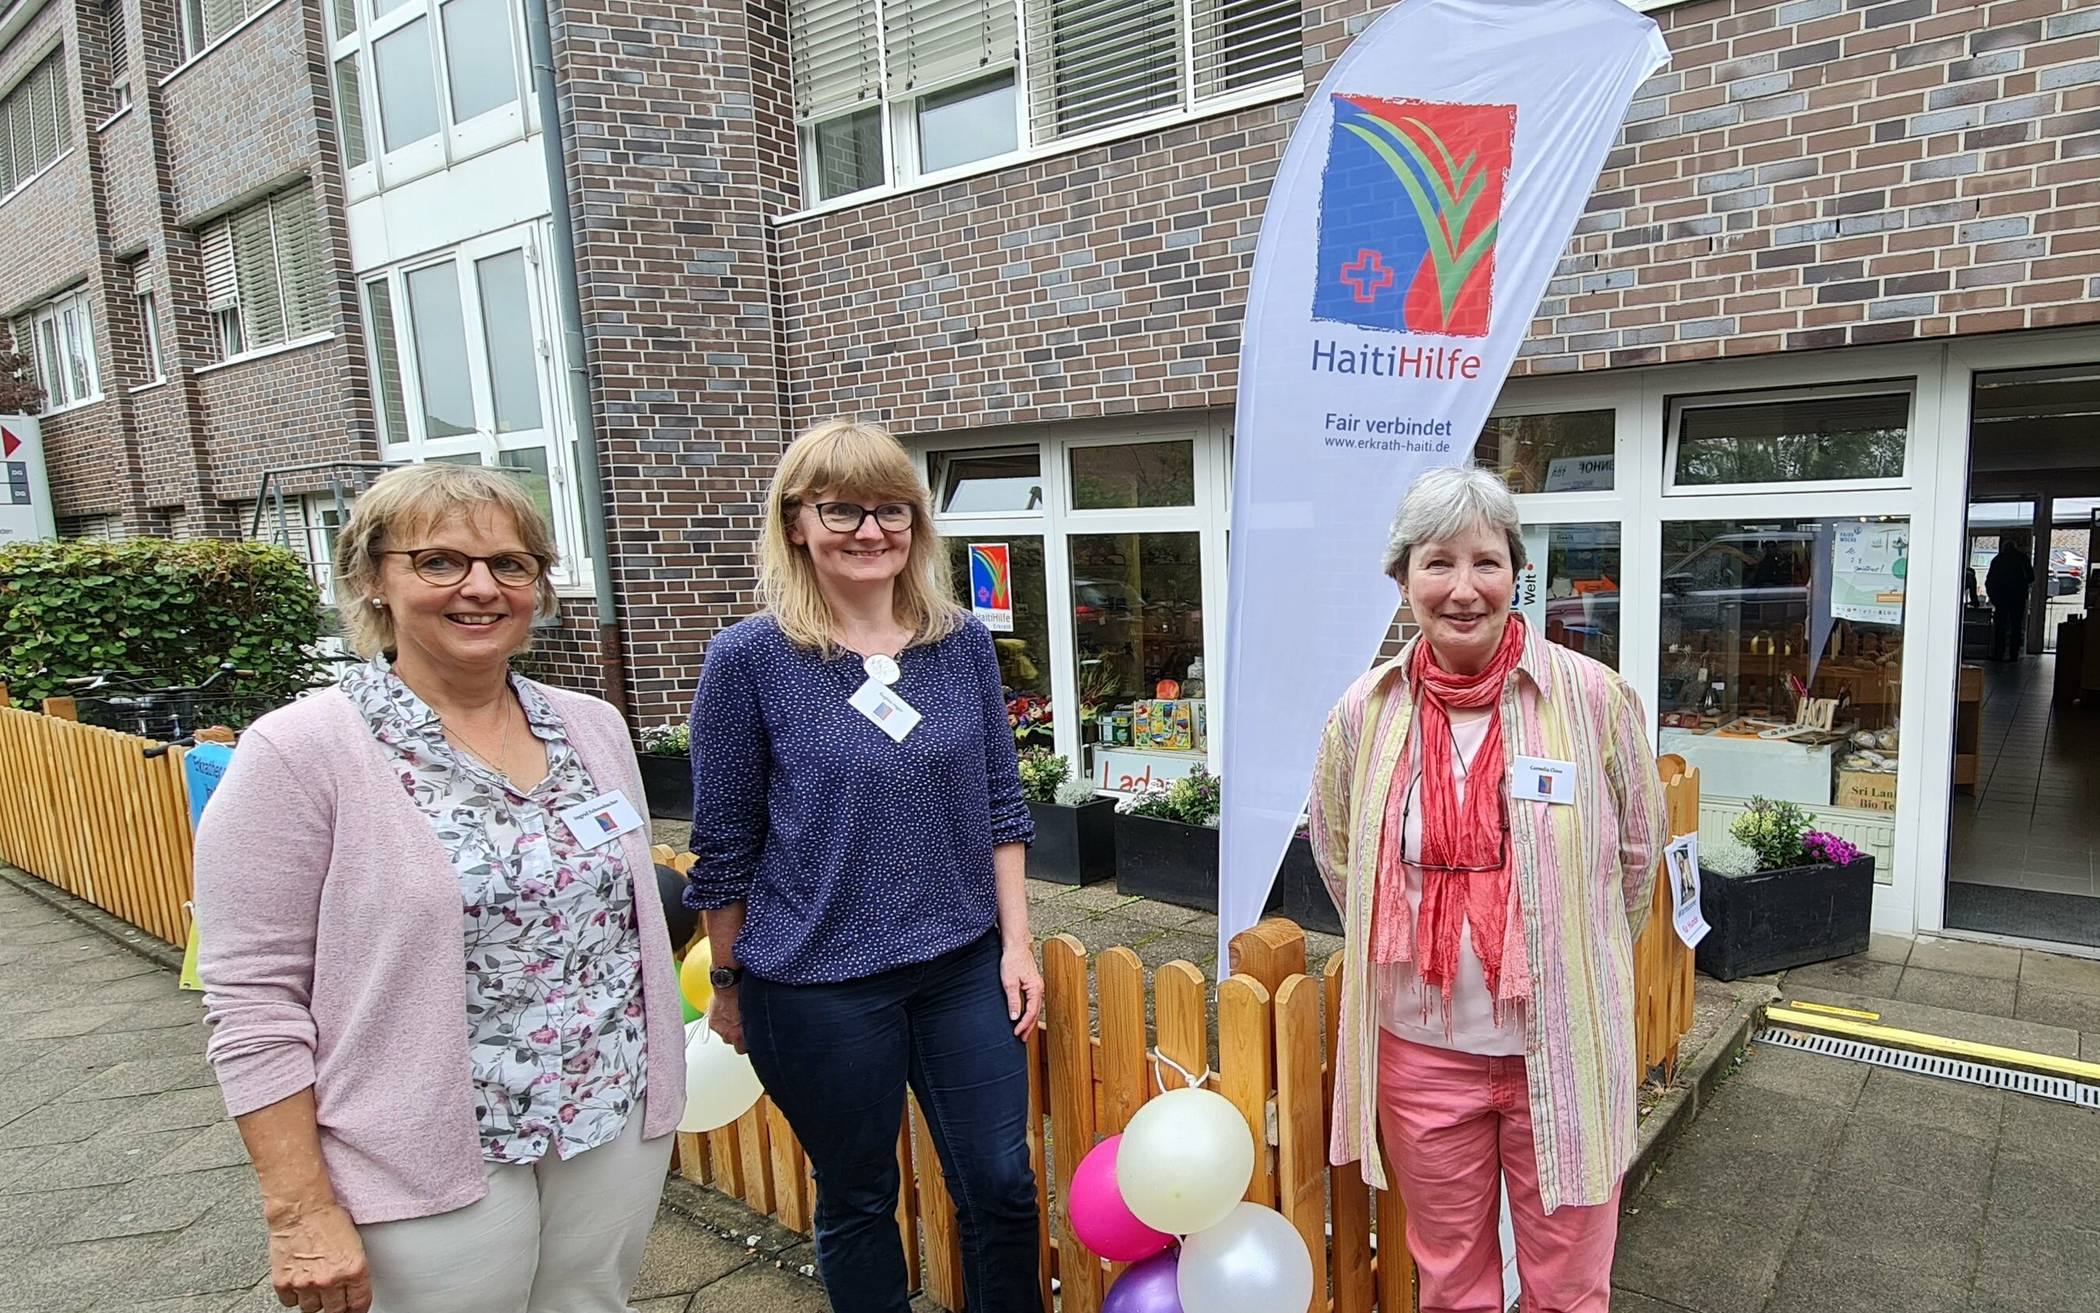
[332,463,560,658]
[760,419,961,653]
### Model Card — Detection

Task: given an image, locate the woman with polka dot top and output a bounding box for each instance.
[684,419,1041,1313]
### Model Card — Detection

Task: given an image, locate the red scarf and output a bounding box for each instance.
[1373,618,1530,1011]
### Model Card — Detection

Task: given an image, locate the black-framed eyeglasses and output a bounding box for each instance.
[381,548,548,587]
[1400,786,1512,873]
[813,501,915,533]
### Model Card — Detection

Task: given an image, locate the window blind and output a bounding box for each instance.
[1191,0,1298,99]
[790,0,880,121]
[200,220,238,310]
[272,184,331,339]
[232,201,286,348]
[1025,0,1181,143]
[882,0,1016,96]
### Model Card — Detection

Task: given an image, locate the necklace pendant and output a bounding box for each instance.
[863,653,901,686]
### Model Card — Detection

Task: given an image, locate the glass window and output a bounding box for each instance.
[405,261,476,439]
[1657,517,1908,816]
[61,303,95,398]
[1071,532,1208,764]
[374,19,442,151]
[373,0,416,15]
[441,0,519,122]
[1069,440,1196,510]
[36,318,66,407]
[1516,521,1620,669]
[1479,410,1614,494]
[944,537,1053,748]
[364,278,410,443]
[138,291,164,381]
[331,0,359,39]
[336,53,370,169]
[918,73,1017,173]
[935,449,1043,514]
[497,447,554,537]
[812,108,882,201]
[1673,392,1908,488]
[475,249,541,433]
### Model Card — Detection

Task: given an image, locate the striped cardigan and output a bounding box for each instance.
[1307,623,1668,1211]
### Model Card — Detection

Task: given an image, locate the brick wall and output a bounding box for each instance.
[555,0,801,725]
[194,338,364,500]
[158,0,319,224]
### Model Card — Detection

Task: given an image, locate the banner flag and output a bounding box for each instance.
[1219,0,1669,966]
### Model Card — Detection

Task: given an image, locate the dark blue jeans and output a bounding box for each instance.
[740,930,1039,1313]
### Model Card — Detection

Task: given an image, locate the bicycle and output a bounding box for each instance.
[66,662,266,743]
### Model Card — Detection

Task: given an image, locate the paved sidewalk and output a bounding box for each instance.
[1613,933,2100,1313]
[0,873,845,1313]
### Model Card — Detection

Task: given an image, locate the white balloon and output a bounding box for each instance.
[680,1018,764,1133]
[1115,1087,1255,1235]
[1176,1203,1314,1313]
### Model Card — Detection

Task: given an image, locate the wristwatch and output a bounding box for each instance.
[709,965,745,991]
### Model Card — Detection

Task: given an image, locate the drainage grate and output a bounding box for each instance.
[1755,1025,2100,1110]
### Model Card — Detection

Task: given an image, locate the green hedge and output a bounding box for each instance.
[0,538,324,712]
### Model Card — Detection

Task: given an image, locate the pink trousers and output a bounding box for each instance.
[1376,1032,1621,1313]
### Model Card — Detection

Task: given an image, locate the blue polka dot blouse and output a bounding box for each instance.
[683,612,1035,984]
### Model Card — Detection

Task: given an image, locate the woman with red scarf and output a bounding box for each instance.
[1308,466,1667,1313]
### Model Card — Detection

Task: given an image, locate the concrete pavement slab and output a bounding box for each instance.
[0,1184,104,1246]
[2012,980,2100,1032]
[38,1020,211,1071]
[0,1002,135,1041]
[1824,1110,1995,1200]
[1862,932,1912,965]
[1611,1204,1787,1313]
[1629,1140,1818,1227]
[2084,1030,2100,1060]
[1894,964,2017,1017]
[4,1125,215,1193]
[1996,1095,2100,1172]
[1972,1212,2100,1313]
[630,1214,760,1300]
[148,1120,254,1176]
[681,1260,833,1313]
[59,1053,218,1103]
[1905,936,2023,980]
[1777,954,1901,999]
[54,1163,254,1244]
[2019,948,2100,997]
[1729,1041,1869,1109]
[1850,1067,2003,1142]
[1794,1178,1983,1288]
[1775,985,2083,1056]
[1761,1249,1972,1313]
[1988,1153,2100,1235]
[1672,1084,1846,1162]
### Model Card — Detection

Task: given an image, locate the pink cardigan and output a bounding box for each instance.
[193,682,686,1225]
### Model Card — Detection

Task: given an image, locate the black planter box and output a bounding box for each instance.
[1113,813,1221,910]
[638,752,691,822]
[1695,855,1876,981]
[1263,836,1342,936]
[1026,797,1118,886]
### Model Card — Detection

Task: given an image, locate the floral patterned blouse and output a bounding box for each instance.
[344,657,648,1164]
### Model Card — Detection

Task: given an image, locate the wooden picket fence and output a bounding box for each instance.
[0,689,1696,1313]
[657,759,1699,1313]
[0,694,200,946]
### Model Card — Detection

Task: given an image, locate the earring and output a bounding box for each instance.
[370,598,385,609]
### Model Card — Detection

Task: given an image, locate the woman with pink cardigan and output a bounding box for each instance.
[193,465,685,1313]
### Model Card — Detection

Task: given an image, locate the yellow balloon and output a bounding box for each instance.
[680,939,715,1016]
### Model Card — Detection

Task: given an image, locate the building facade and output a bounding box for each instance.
[5,0,2100,946]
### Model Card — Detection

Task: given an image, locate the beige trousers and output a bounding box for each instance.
[360,1114,672,1313]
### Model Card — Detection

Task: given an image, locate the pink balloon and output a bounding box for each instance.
[1069,1135,1173,1262]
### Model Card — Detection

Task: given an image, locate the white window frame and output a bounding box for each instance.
[198,184,334,368]
[1662,380,1917,499]
[136,285,165,383]
[27,287,102,413]
[789,0,1301,214]
[361,220,589,589]
[330,0,532,201]
[919,420,1233,789]
[0,44,73,208]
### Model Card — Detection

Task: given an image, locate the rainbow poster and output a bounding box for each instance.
[968,543,1013,632]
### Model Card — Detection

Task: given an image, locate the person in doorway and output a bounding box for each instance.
[1308,465,1668,1313]
[1985,535,2036,661]
[194,464,685,1313]
[685,419,1041,1313]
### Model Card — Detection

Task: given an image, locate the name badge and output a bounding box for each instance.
[849,677,922,742]
[1512,756,1576,804]
[558,790,646,848]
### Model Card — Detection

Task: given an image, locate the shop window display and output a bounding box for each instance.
[1479,410,1614,493]
[1672,392,1907,488]
[1519,521,1621,670]
[943,537,1053,747]
[1069,440,1197,510]
[1070,532,1208,782]
[1656,518,1908,815]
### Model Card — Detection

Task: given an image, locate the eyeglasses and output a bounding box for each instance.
[381,548,548,587]
[1400,786,1512,873]
[813,501,915,533]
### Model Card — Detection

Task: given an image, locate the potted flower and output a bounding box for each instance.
[635,722,691,822]
[1008,692,1054,750]
[1019,748,1117,886]
[1693,796,1875,981]
[1113,768,1222,910]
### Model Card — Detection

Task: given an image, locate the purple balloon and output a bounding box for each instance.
[1102,1249,1183,1313]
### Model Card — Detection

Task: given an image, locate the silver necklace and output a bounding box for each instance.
[446,701,516,780]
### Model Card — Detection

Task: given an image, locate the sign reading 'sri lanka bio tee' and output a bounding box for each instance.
[1218,0,1672,961]
[0,415,56,543]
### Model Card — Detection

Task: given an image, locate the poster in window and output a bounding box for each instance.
[1830,521,1908,625]
[968,542,1013,632]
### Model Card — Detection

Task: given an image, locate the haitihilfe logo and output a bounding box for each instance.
[1313,95,1517,339]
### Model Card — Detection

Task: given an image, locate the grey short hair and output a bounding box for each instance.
[1381,465,1528,579]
